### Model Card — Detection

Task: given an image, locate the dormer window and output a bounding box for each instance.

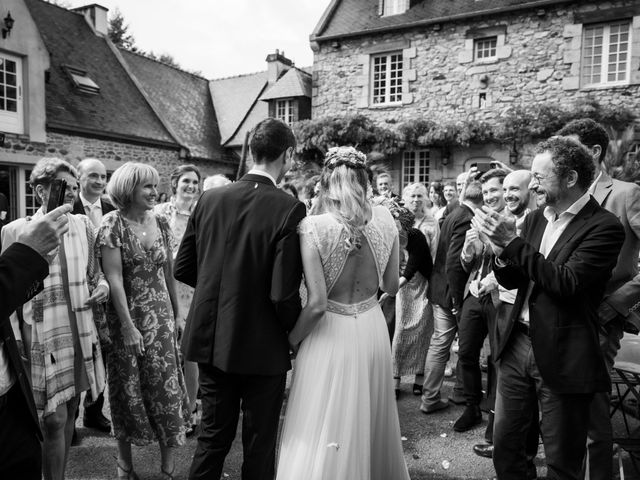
[64,65,100,94]
[276,99,296,125]
[381,0,409,17]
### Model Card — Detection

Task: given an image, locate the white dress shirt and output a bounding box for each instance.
[80,192,104,228]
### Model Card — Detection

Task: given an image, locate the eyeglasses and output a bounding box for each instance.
[531,172,552,184]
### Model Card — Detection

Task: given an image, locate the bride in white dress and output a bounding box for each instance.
[275,147,411,480]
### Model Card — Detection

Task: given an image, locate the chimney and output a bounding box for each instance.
[265,49,293,84]
[72,4,109,36]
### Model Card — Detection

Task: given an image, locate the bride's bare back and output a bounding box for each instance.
[328,238,379,304]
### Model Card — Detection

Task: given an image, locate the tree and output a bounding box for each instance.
[108,8,136,50]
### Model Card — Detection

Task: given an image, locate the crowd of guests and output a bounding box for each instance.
[0,115,638,480]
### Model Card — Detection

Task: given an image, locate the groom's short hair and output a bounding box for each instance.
[249,118,296,164]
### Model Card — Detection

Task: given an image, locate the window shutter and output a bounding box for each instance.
[378,0,384,16]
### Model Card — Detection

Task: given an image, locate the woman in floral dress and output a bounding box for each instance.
[99,163,188,480]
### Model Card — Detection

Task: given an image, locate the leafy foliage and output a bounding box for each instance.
[295,98,637,178]
[108,9,136,51]
[293,115,401,166]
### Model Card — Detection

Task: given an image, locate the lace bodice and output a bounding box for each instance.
[298,205,398,294]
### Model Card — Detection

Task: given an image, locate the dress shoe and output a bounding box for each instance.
[84,410,112,433]
[473,443,493,458]
[420,399,449,414]
[453,405,482,432]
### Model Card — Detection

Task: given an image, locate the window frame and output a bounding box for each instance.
[370,51,404,106]
[402,150,430,188]
[382,0,409,17]
[0,53,24,135]
[275,98,296,125]
[581,20,632,88]
[474,36,498,62]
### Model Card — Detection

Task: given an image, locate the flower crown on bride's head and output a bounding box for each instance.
[324,146,367,170]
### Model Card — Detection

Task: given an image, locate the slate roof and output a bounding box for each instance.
[313,0,576,41]
[209,72,269,147]
[120,50,224,161]
[261,68,312,101]
[24,0,177,146]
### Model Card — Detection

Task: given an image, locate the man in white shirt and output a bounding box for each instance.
[71,158,114,435]
[475,137,624,480]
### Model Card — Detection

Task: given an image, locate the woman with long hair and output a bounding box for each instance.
[154,164,202,437]
[429,181,447,222]
[276,146,410,480]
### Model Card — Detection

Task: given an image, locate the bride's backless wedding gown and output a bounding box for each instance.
[275,205,411,480]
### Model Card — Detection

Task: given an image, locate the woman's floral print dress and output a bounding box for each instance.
[98,211,189,446]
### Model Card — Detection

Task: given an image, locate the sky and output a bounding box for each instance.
[65,0,332,79]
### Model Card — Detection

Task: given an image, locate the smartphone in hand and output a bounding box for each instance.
[46,179,67,213]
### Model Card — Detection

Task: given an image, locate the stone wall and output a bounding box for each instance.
[1,131,235,194]
[311,0,640,182]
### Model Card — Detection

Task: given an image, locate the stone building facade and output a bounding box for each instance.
[310,0,640,192]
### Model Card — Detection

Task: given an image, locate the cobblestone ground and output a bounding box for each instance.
[67,374,640,480]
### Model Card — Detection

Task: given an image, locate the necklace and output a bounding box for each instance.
[123,213,151,236]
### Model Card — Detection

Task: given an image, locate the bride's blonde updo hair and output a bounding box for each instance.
[317,146,372,250]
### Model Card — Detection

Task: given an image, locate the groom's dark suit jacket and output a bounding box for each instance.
[494,197,624,394]
[175,173,305,375]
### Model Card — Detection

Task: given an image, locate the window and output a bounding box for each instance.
[64,65,100,94]
[24,169,39,217]
[371,52,403,105]
[474,37,498,60]
[382,0,409,16]
[275,99,296,125]
[582,21,631,87]
[0,54,23,134]
[402,150,430,187]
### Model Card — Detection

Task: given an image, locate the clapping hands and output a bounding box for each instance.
[471,206,517,256]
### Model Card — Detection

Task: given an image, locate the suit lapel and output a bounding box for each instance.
[545,198,596,261]
[592,172,613,206]
[528,210,546,251]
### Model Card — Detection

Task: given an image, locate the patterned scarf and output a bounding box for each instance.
[20,211,105,416]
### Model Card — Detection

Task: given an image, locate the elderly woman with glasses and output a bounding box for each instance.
[99,162,188,480]
[1,157,107,480]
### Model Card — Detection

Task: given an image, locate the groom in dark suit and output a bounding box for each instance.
[474,136,624,479]
[175,118,305,480]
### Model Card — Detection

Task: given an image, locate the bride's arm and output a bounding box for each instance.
[381,234,400,296]
[288,235,327,349]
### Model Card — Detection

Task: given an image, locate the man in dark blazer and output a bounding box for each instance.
[71,158,114,435]
[175,118,305,480]
[558,118,640,480]
[475,136,624,480]
[420,180,483,414]
[0,204,71,480]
